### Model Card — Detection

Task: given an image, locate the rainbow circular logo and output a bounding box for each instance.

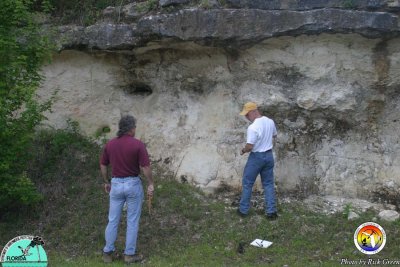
[354,222,386,255]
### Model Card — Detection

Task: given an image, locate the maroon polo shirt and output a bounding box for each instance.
[100,134,150,177]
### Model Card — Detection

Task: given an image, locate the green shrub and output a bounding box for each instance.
[343,0,356,9]
[218,0,226,6]
[0,0,53,213]
[94,125,111,144]
[27,120,101,184]
[342,203,352,218]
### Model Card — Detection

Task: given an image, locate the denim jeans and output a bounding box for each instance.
[239,151,276,215]
[103,177,144,256]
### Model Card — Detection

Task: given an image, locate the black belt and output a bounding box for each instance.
[254,149,272,153]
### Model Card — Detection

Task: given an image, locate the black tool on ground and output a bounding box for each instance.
[237,242,246,254]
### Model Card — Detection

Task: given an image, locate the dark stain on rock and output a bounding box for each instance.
[178,114,187,127]
[180,78,216,95]
[372,40,390,92]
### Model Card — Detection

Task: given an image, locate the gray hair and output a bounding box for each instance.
[117,115,136,137]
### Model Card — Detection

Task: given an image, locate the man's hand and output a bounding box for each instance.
[147,184,154,197]
[104,183,111,193]
[240,143,254,155]
[100,164,110,193]
[141,165,154,197]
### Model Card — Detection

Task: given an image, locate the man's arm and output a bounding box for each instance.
[100,164,109,183]
[100,164,111,193]
[141,165,154,196]
[240,143,254,155]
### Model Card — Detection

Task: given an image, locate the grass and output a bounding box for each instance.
[1,129,399,266]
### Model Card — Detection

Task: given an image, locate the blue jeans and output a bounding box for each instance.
[103,177,144,256]
[239,151,276,215]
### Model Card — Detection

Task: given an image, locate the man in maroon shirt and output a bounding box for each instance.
[100,115,154,264]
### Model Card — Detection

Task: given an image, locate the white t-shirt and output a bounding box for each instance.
[246,116,277,152]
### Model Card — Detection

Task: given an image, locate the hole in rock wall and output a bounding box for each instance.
[180,175,188,184]
[123,81,153,96]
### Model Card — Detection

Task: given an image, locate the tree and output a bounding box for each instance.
[0,0,52,212]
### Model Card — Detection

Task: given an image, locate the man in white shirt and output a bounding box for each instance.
[238,102,278,220]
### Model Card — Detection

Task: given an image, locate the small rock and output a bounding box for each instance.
[378,210,400,222]
[385,180,396,188]
[383,203,397,210]
[208,0,221,8]
[103,6,116,17]
[348,211,360,220]
[122,3,144,21]
[388,0,400,8]
[192,233,201,241]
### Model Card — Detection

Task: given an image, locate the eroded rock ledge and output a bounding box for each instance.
[58,8,400,50]
[225,0,400,11]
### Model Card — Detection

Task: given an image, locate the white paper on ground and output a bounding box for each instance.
[250,239,273,248]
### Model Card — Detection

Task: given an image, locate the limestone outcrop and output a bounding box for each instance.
[38,1,400,208]
[225,0,400,11]
[58,8,400,50]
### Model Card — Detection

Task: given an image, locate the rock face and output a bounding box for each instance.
[225,0,400,11]
[38,2,400,206]
[57,9,400,50]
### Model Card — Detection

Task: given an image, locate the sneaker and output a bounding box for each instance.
[236,208,248,218]
[266,212,278,220]
[124,254,144,264]
[102,251,113,263]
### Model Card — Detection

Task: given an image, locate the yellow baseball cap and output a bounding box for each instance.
[239,102,258,115]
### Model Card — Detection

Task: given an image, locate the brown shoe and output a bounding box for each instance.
[124,254,144,264]
[102,251,113,263]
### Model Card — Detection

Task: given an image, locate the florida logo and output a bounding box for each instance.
[0,235,47,267]
[354,222,386,255]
